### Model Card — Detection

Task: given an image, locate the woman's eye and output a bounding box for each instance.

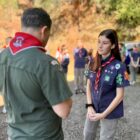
[103,42,108,45]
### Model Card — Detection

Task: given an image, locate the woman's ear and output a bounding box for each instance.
[111,44,115,49]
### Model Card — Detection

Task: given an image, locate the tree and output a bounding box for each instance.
[116,0,140,28]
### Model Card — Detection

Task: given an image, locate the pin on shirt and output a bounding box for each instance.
[110,65,115,70]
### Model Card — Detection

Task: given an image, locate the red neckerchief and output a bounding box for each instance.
[9,32,46,55]
[94,55,115,91]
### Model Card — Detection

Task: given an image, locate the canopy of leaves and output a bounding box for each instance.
[96,0,140,28]
[0,0,18,8]
[116,0,140,28]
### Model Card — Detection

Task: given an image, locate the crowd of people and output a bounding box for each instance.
[0,7,140,140]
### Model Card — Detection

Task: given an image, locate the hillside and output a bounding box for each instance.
[0,2,115,51]
[0,1,132,80]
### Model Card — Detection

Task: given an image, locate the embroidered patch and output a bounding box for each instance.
[51,60,63,71]
[115,64,121,70]
[116,74,123,85]
[13,36,24,47]
[51,60,59,65]
[124,71,129,80]
[104,75,110,81]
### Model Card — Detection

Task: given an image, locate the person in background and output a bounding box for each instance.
[86,48,94,65]
[60,44,70,78]
[5,36,12,46]
[56,46,62,62]
[84,48,94,83]
[45,44,50,55]
[119,42,131,73]
[0,8,72,140]
[83,29,129,140]
[129,45,140,85]
[74,39,87,94]
[119,42,126,63]
[0,36,12,53]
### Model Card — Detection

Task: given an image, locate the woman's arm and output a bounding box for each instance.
[86,79,93,104]
[130,56,137,67]
[86,79,96,119]
[102,87,124,118]
[90,87,124,121]
[136,57,140,67]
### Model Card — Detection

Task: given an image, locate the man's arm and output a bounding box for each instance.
[52,98,72,119]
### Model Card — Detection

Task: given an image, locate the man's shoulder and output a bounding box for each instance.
[0,48,10,62]
[40,54,62,71]
[44,54,59,65]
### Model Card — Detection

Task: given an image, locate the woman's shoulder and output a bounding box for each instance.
[112,59,124,65]
[112,59,126,71]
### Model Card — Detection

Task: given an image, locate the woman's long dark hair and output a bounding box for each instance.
[91,29,121,72]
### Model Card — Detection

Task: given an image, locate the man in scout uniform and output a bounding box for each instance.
[74,39,87,94]
[0,8,72,140]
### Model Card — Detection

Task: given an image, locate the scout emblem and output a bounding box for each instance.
[51,60,59,65]
[51,60,63,71]
[13,37,24,47]
[115,64,121,70]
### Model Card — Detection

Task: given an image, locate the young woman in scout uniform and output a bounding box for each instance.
[83,29,130,140]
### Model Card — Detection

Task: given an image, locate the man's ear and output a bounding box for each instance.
[40,26,48,38]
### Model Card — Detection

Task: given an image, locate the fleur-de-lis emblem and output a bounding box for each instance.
[13,37,24,47]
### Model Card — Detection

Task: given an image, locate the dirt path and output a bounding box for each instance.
[0,81,140,140]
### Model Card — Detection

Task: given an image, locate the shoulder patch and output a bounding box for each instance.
[124,71,129,80]
[51,60,63,72]
[51,60,59,65]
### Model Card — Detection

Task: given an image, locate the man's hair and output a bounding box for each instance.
[21,8,52,29]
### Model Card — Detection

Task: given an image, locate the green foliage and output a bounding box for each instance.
[96,0,118,14]
[0,0,18,9]
[96,0,140,28]
[34,0,60,12]
[0,0,7,6]
[95,0,140,39]
[116,0,140,28]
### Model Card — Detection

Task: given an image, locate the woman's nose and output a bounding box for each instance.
[98,43,102,48]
